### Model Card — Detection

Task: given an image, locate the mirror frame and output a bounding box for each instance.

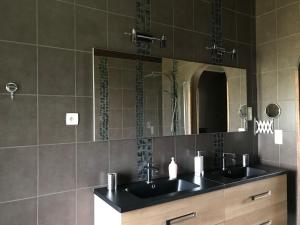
[92,48,248,141]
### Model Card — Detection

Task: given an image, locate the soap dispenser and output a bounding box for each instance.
[168,157,178,180]
[194,151,204,177]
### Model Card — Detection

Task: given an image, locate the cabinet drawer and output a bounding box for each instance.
[122,190,225,225]
[224,175,287,220]
[225,201,287,225]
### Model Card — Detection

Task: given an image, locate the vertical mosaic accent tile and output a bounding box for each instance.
[171,59,179,135]
[135,0,151,55]
[136,61,144,138]
[213,133,224,169]
[137,138,153,180]
[98,58,109,140]
[211,0,223,64]
[135,0,152,179]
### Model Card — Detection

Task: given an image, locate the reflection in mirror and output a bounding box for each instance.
[92,49,247,141]
[93,49,162,141]
[238,105,248,131]
[239,105,248,119]
[265,103,281,119]
[162,60,247,135]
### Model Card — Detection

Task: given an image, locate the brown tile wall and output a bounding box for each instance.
[0,0,256,225]
[256,1,300,224]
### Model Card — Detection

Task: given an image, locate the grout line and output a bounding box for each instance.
[0,39,91,54]
[38,189,77,198]
[107,11,135,19]
[57,0,138,21]
[73,1,78,224]
[0,139,111,151]
[275,4,281,167]
[0,196,37,205]
[77,184,107,191]
[256,32,300,48]
[0,183,108,205]
[170,25,254,47]
[38,44,94,54]
[0,39,36,46]
[172,0,174,58]
[257,66,299,75]
[0,145,39,150]
[174,135,177,159]
[192,0,195,31]
[38,44,76,52]
[256,1,299,18]
[58,0,255,19]
[35,0,40,224]
[198,0,255,17]
[75,3,106,13]
[38,94,80,97]
[0,142,75,150]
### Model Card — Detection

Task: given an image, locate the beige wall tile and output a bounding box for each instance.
[277,3,300,38]
[256,42,277,73]
[256,11,276,44]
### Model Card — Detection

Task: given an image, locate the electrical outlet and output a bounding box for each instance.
[66,113,79,125]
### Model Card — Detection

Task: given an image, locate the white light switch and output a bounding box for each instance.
[66,113,79,125]
[274,129,283,145]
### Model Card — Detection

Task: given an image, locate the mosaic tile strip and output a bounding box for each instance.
[211,0,223,64]
[171,60,179,135]
[136,61,144,138]
[213,133,224,169]
[98,58,109,140]
[137,138,153,180]
[136,0,151,55]
[135,0,152,179]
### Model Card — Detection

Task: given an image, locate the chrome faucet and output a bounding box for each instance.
[144,163,159,184]
[221,153,236,171]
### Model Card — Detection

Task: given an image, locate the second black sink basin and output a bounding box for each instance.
[220,167,267,179]
[125,178,199,198]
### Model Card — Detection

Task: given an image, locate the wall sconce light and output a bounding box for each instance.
[206,43,237,60]
[124,28,167,48]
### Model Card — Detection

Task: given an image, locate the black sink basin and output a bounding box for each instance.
[220,167,267,179]
[125,179,199,198]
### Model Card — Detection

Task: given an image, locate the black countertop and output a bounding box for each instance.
[94,165,287,213]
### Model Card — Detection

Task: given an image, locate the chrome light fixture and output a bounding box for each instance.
[124,28,167,48]
[206,43,237,60]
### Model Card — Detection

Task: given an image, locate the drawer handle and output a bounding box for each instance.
[166,212,197,224]
[250,191,271,201]
[258,220,272,225]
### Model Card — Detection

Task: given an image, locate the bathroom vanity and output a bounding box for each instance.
[94,166,287,225]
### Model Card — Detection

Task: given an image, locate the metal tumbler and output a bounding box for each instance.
[242,154,249,167]
[107,173,117,191]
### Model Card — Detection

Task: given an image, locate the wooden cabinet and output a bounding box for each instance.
[224,175,287,225]
[225,202,287,225]
[122,190,224,225]
[95,175,287,225]
[95,190,225,225]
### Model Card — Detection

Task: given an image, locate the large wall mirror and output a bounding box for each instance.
[92,49,247,141]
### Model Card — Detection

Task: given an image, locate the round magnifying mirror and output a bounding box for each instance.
[239,105,247,119]
[265,103,281,119]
